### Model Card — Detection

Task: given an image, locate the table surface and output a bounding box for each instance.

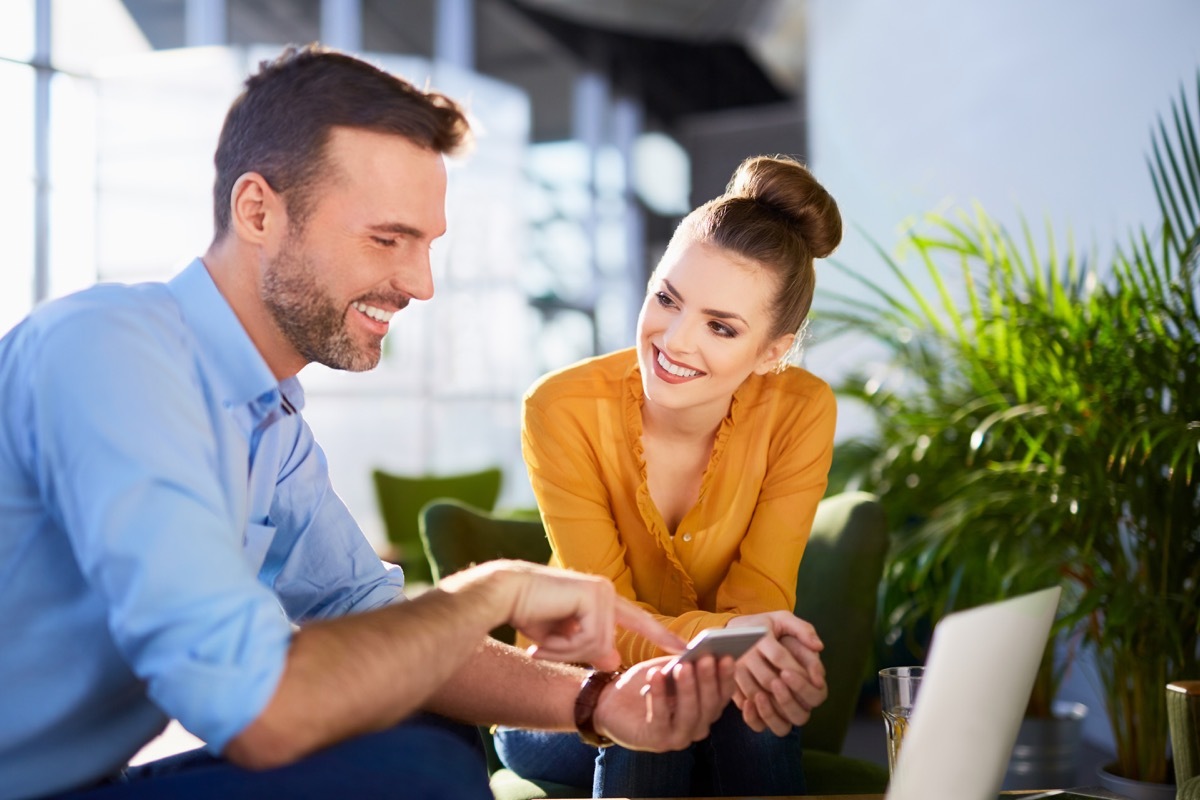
[619,791,1128,800]
[619,792,1125,800]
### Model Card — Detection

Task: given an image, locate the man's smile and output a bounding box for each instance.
[351,300,397,323]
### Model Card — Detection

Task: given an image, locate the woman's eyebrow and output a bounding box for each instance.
[663,279,749,326]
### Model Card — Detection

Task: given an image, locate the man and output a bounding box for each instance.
[0,45,735,800]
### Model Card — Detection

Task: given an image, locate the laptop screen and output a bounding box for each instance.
[885,586,1062,800]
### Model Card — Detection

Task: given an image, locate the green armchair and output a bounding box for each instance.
[420,499,549,648]
[791,490,892,794]
[419,491,891,798]
[372,466,503,585]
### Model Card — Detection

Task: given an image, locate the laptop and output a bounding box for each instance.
[885,586,1064,800]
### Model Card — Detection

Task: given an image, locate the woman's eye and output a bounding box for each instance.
[655,291,676,308]
[709,321,736,338]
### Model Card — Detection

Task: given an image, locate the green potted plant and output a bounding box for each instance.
[819,75,1200,794]
[821,209,1093,788]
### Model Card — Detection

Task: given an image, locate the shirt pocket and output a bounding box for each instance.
[242,522,277,575]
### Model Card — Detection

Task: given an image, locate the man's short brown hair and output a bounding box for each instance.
[212,44,472,238]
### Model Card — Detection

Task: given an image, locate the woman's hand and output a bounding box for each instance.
[725,611,827,735]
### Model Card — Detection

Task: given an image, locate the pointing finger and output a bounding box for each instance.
[614,596,686,653]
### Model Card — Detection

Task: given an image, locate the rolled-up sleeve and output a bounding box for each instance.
[29,307,291,753]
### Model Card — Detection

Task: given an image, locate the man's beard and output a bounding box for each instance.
[261,237,383,373]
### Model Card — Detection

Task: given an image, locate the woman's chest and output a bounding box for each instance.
[641,435,713,535]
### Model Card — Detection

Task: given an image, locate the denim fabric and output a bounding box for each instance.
[50,715,490,800]
[492,725,599,788]
[597,703,806,797]
[496,703,806,798]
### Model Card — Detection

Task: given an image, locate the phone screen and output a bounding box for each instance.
[664,626,768,670]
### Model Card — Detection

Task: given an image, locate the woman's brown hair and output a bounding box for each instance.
[672,155,842,343]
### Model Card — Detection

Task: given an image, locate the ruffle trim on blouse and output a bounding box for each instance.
[621,360,749,611]
[700,387,741,500]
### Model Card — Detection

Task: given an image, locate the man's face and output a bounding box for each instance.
[262,127,448,372]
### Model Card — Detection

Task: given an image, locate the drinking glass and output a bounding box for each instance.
[879,666,924,774]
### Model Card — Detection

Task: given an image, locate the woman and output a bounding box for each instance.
[496,154,842,797]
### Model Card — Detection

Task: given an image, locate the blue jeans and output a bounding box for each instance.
[493,724,599,788]
[495,703,806,798]
[51,714,491,799]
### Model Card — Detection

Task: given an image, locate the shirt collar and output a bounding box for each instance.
[167,258,304,413]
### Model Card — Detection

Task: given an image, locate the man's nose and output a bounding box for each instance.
[394,252,434,302]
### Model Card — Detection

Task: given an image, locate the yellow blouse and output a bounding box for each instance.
[520,348,836,667]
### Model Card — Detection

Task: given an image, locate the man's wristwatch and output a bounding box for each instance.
[574,669,620,748]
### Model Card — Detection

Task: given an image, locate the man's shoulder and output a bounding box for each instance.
[525,348,635,407]
[26,281,184,350]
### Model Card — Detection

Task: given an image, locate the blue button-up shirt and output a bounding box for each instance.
[0,259,405,799]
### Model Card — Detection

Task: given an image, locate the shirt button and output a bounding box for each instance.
[681,532,693,542]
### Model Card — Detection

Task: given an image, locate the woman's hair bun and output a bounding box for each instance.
[726,155,842,259]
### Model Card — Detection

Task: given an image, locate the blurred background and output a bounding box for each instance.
[3,0,1199,768]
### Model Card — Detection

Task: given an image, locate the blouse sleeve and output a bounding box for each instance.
[713,380,837,618]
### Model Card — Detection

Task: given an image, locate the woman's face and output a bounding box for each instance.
[636,239,794,417]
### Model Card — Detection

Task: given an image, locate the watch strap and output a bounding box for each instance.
[574,669,620,748]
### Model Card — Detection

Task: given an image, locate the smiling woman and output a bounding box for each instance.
[637,242,793,424]
[495,155,844,798]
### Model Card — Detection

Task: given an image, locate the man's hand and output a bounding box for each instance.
[439,560,685,671]
[726,611,827,735]
[591,655,737,752]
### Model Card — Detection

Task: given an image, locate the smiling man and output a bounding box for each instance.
[0,45,736,800]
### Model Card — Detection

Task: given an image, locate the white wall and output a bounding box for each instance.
[804,0,1200,752]
[805,0,1200,438]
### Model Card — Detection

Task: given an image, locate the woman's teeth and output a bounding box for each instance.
[658,350,700,377]
[353,301,394,323]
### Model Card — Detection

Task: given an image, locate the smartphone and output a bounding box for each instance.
[664,626,768,671]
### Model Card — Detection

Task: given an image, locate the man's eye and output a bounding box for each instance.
[372,236,398,247]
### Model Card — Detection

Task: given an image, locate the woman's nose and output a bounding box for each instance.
[663,315,696,354]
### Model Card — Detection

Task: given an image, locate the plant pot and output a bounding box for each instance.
[1097,762,1176,800]
[1002,701,1087,790]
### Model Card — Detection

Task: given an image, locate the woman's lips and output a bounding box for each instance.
[651,345,703,384]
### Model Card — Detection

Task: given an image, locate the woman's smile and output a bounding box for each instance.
[652,345,705,383]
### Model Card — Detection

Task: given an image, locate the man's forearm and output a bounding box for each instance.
[226,566,515,768]
[224,559,677,768]
[423,637,586,731]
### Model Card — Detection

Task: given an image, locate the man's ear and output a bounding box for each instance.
[754,332,796,375]
[229,172,286,246]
